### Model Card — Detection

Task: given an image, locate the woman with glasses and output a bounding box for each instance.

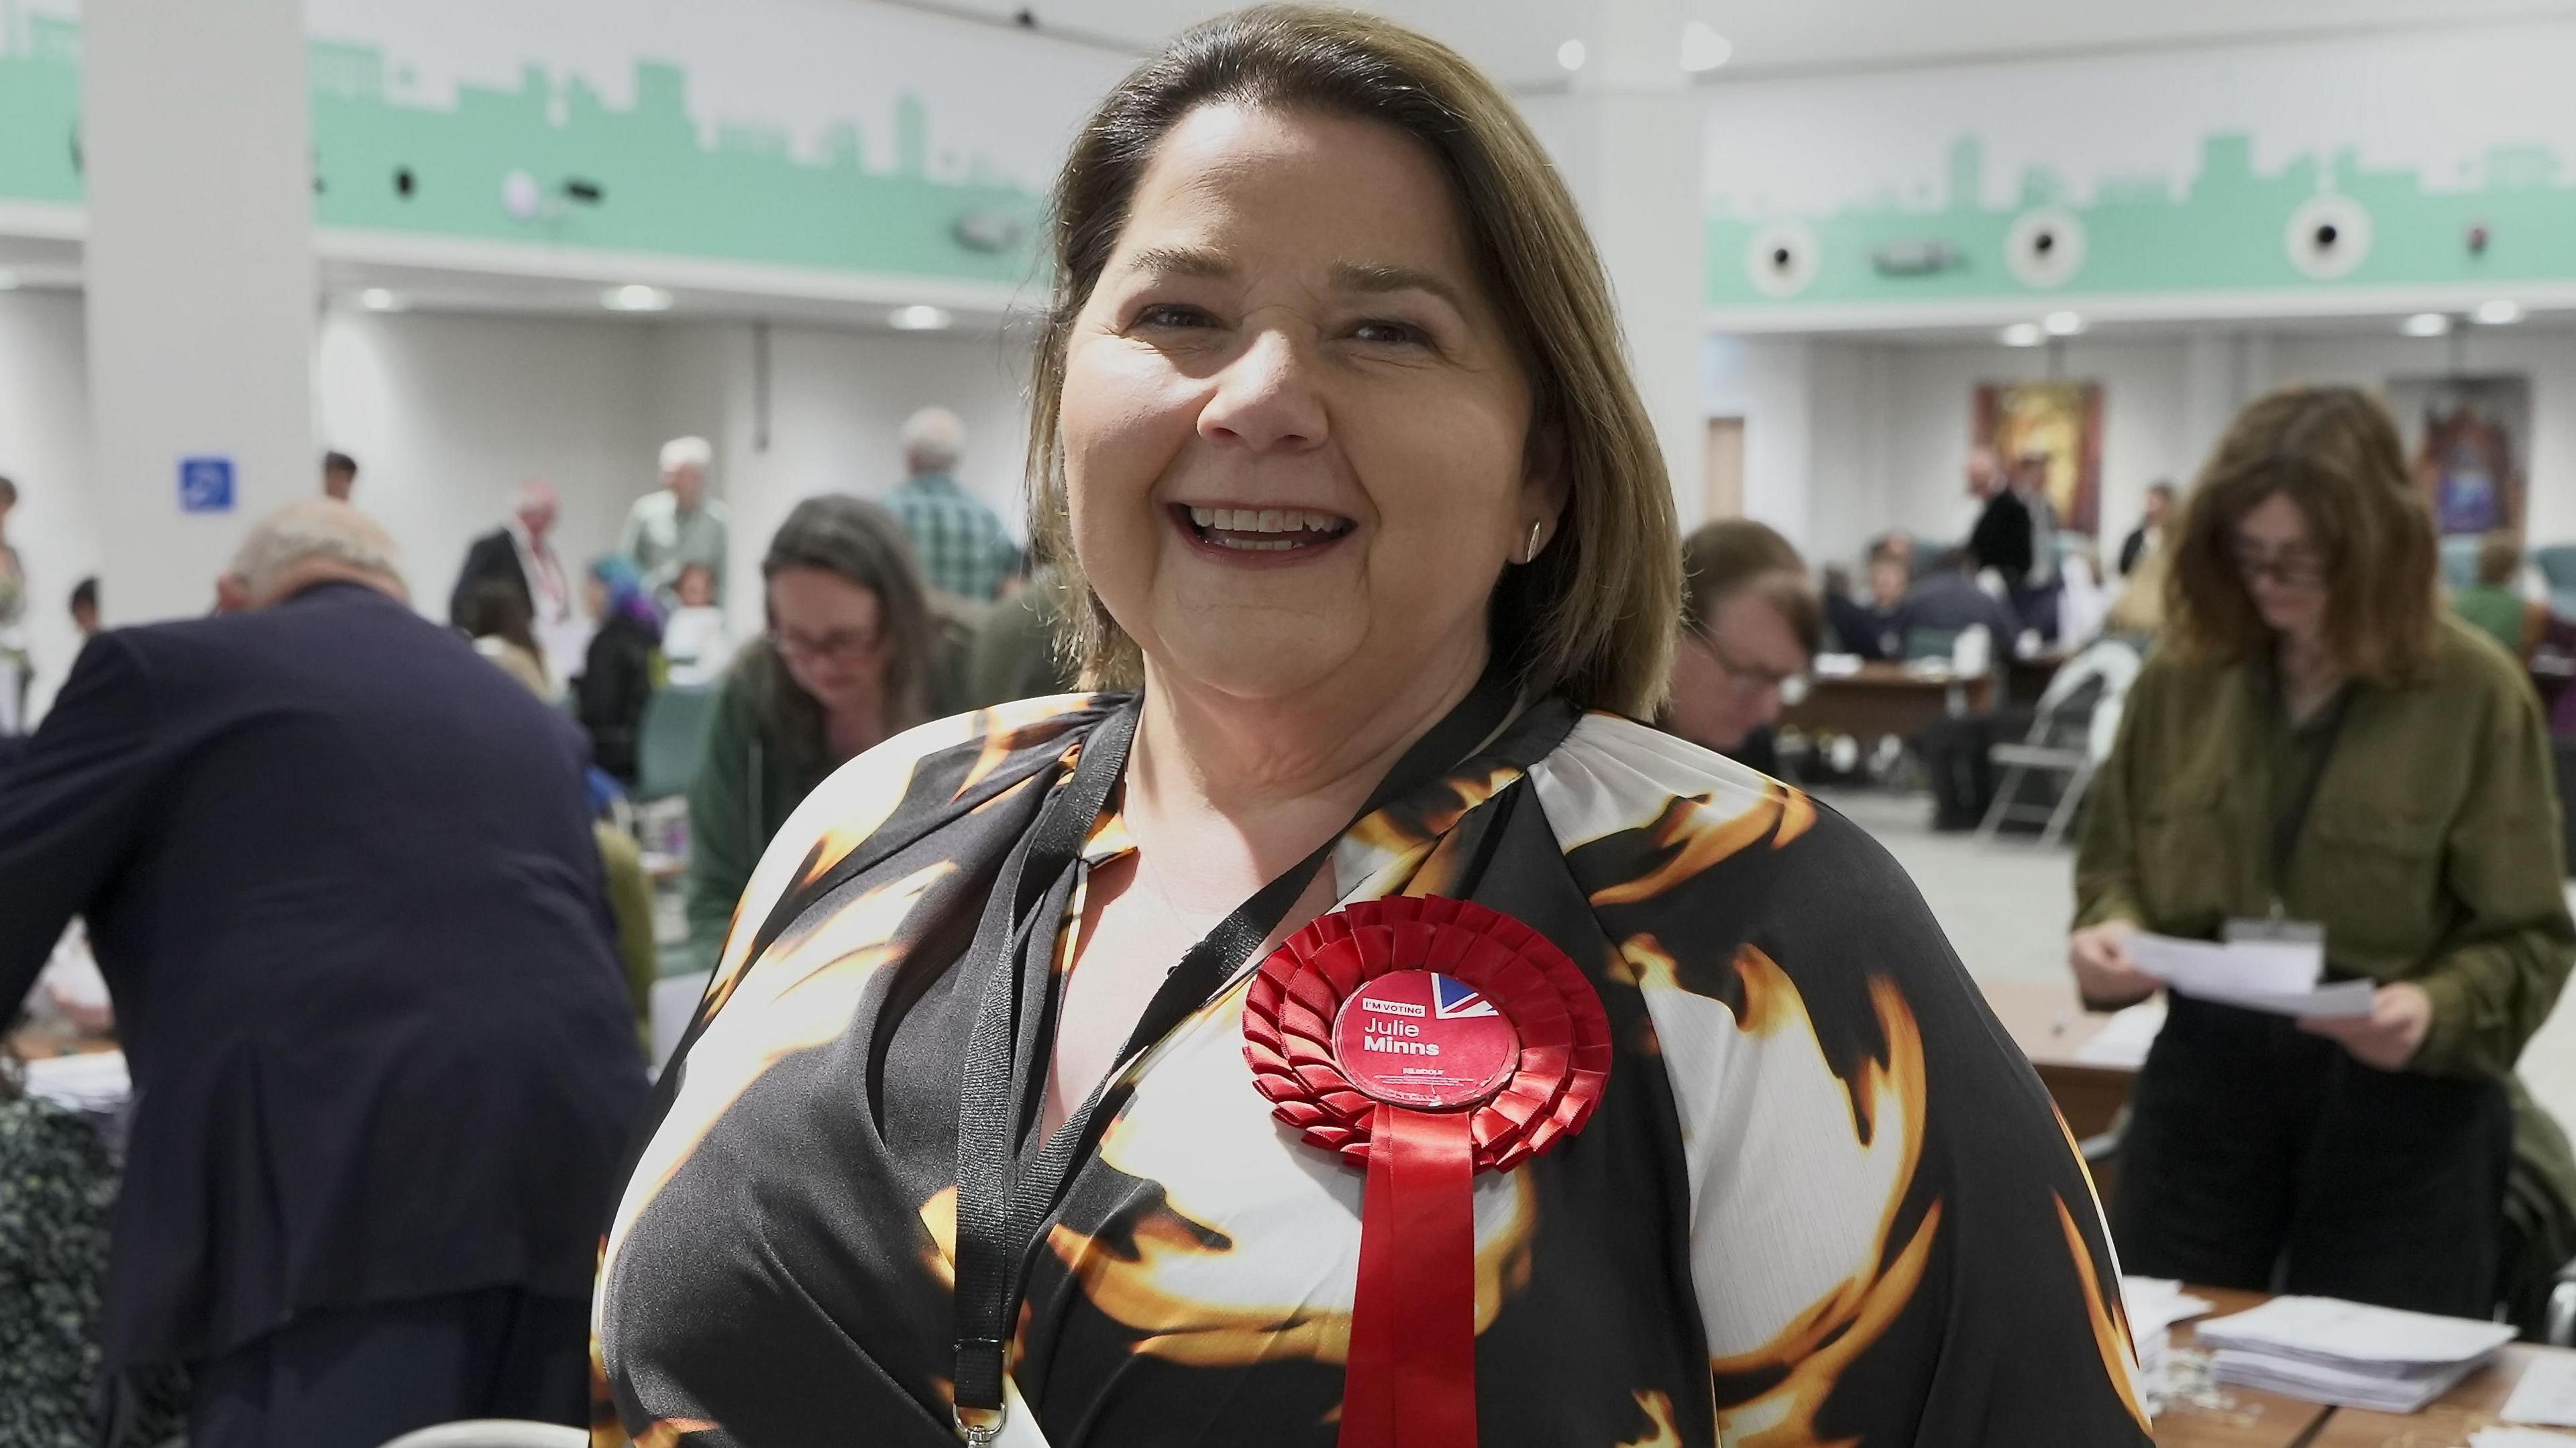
[681,496,949,972]
[1662,518,1819,771]
[2071,384,2576,1319]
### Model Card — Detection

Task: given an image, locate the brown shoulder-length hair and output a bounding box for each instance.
[1024,4,1680,716]
[738,494,938,771]
[2165,384,2438,684]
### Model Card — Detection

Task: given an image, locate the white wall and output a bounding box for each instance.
[0,290,97,721]
[0,298,1031,727]
[710,322,1031,621]
[315,309,665,614]
[313,311,1036,626]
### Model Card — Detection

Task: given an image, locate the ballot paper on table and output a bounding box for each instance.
[2472,1430,2576,1447]
[2196,1295,2516,1412]
[2500,1353,2576,1428]
[2127,932,2377,1018]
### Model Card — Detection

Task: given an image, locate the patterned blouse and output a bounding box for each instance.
[599,695,2153,1446]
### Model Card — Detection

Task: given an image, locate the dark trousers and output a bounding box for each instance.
[2110,994,2513,1318]
[189,1286,590,1448]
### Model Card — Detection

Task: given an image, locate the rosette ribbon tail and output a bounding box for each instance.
[1341,1103,1478,1448]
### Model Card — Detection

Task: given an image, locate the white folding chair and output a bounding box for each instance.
[1976,639,2144,848]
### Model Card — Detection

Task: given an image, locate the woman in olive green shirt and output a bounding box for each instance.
[2072,386,2575,1319]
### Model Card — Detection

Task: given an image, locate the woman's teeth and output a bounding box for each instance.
[1186,506,1352,551]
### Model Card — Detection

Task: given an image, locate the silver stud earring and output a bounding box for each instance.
[1523,520,1543,564]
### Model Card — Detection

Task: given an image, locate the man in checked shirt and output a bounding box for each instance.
[886,406,1020,604]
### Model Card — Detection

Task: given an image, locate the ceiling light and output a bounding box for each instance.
[2475,298,2525,325]
[2400,312,2452,337]
[358,288,404,313]
[2042,310,2085,337]
[602,284,673,313]
[1680,22,1733,72]
[1999,322,2044,347]
[1556,38,1587,71]
[889,304,953,331]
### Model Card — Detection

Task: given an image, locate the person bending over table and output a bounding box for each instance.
[598,9,2155,1444]
[2071,384,2576,1321]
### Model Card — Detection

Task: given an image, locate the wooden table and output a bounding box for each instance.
[1977,977,2139,1142]
[2304,1344,2565,1447]
[1782,662,1994,740]
[2007,649,2071,708]
[2157,1287,2339,1448]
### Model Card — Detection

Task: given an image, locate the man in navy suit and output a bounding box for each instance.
[0,500,648,1447]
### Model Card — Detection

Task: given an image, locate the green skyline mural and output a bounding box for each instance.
[1709,134,2576,309]
[0,19,1047,284]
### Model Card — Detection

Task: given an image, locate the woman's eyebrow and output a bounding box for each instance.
[1121,244,1235,280]
[1331,262,1468,314]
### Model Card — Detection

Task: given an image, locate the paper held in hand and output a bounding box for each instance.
[2126,932,2376,1018]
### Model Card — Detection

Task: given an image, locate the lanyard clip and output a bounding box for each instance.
[956,1404,1006,1446]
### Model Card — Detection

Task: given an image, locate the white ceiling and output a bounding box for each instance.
[930,0,2576,88]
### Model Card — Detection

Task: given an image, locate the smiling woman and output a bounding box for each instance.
[598,9,2155,1447]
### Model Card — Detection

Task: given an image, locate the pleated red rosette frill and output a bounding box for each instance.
[1240,896,1612,1448]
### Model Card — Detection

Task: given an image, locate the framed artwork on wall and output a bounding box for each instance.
[2386,375,2530,538]
[1974,381,2104,535]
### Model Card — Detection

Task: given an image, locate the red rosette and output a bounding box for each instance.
[1242,895,1613,1173]
[1240,896,1613,1448]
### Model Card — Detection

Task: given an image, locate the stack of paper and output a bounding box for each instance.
[2126,933,2377,1018]
[2121,1277,2215,1416]
[2196,1296,2516,1411]
[21,1048,130,1116]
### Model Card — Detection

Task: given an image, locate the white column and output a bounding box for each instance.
[82,0,315,624]
[1524,0,1707,529]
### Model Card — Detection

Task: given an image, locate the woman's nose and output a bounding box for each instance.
[1197,329,1327,453]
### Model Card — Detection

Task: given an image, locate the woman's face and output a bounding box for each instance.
[584,575,610,621]
[767,566,887,712]
[1059,102,1558,706]
[2232,490,2330,643]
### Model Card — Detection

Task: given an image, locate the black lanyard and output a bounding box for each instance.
[2267,679,2355,915]
[949,665,1521,1441]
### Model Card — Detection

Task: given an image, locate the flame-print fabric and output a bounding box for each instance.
[598,695,2152,1447]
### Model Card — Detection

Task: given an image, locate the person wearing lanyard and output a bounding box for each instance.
[2070,384,2576,1318]
[597,11,2155,1445]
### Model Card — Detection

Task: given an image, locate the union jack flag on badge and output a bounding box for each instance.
[1433,974,1499,1019]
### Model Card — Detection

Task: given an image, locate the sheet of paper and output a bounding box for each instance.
[2471,1429,2576,1448]
[2119,1276,2214,1335]
[2502,1353,2576,1428]
[2129,932,2322,995]
[2076,1000,2167,1068]
[2127,934,2375,1017]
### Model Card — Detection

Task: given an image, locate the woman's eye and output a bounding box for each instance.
[1350,319,1431,347]
[1132,303,1214,330]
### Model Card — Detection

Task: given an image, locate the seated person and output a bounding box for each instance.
[684,497,951,973]
[1827,547,1914,661]
[1902,547,2022,665]
[2453,530,2546,662]
[1662,519,1819,774]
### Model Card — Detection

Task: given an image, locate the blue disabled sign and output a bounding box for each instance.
[178,456,235,514]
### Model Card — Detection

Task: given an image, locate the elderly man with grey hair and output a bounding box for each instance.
[0,498,648,1447]
[617,434,729,610]
[886,405,1018,602]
